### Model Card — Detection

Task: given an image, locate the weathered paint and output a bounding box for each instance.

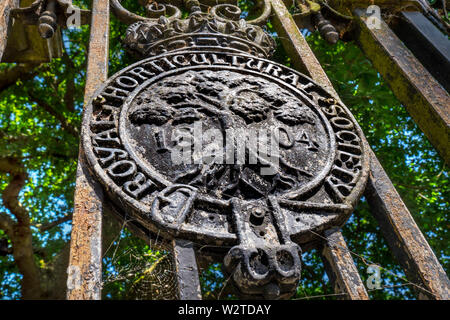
[0,0,18,62]
[1,0,63,63]
[355,9,450,164]
[392,11,450,93]
[67,0,110,300]
[321,228,369,300]
[172,239,202,300]
[66,160,103,300]
[365,149,450,300]
[270,0,338,97]
[400,12,450,65]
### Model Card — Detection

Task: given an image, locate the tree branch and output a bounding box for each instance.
[0,239,47,259]
[2,162,28,224]
[0,156,23,174]
[35,213,73,232]
[0,63,40,93]
[0,212,14,237]
[27,90,79,138]
[61,49,77,113]
[64,75,76,113]
[0,157,43,299]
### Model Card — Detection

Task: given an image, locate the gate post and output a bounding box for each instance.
[173,239,202,300]
[67,0,110,300]
[0,0,18,61]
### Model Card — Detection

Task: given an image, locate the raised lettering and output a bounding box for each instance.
[107,160,137,179]
[94,147,128,165]
[123,172,155,198]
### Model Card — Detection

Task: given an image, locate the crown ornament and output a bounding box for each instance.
[122,4,276,59]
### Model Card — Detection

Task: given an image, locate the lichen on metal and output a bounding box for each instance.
[67,0,110,301]
[321,228,369,300]
[355,8,450,164]
[1,0,63,63]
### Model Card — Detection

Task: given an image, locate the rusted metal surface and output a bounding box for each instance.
[312,11,339,44]
[172,239,202,300]
[355,9,450,164]
[399,11,450,64]
[321,228,369,300]
[1,0,62,63]
[122,11,276,58]
[67,158,104,300]
[271,0,337,95]
[390,11,450,93]
[271,0,449,300]
[67,0,110,300]
[0,0,18,62]
[365,150,450,300]
[110,0,181,25]
[327,0,449,34]
[10,0,91,36]
[270,0,337,96]
[82,4,370,298]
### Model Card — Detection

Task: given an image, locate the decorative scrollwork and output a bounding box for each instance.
[210,0,271,26]
[145,2,167,19]
[111,0,271,28]
[110,0,181,25]
[210,4,242,22]
[246,0,272,26]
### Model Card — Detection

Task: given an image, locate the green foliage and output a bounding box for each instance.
[0,0,447,300]
[302,32,448,299]
[0,0,91,298]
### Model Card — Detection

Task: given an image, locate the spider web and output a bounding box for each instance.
[101,216,179,300]
[126,248,177,300]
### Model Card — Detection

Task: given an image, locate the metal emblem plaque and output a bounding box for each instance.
[82,7,369,299]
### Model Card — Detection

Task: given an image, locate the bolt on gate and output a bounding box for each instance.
[1,0,448,300]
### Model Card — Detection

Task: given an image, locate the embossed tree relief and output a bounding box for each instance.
[82,1,369,299]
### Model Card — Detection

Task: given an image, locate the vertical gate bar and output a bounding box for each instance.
[321,228,369,300]
[399,11,450,66]
[365,150,450,300]
[391,11,450,92]
[270,0,450,300]
[269,0,337,97]
[172,239,202,300]
[271,0,369,298]
[354,9,450,164]
[67,0,110,300]
[0,0,18,61]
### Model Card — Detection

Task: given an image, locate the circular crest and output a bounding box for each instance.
[83,51,369,246]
